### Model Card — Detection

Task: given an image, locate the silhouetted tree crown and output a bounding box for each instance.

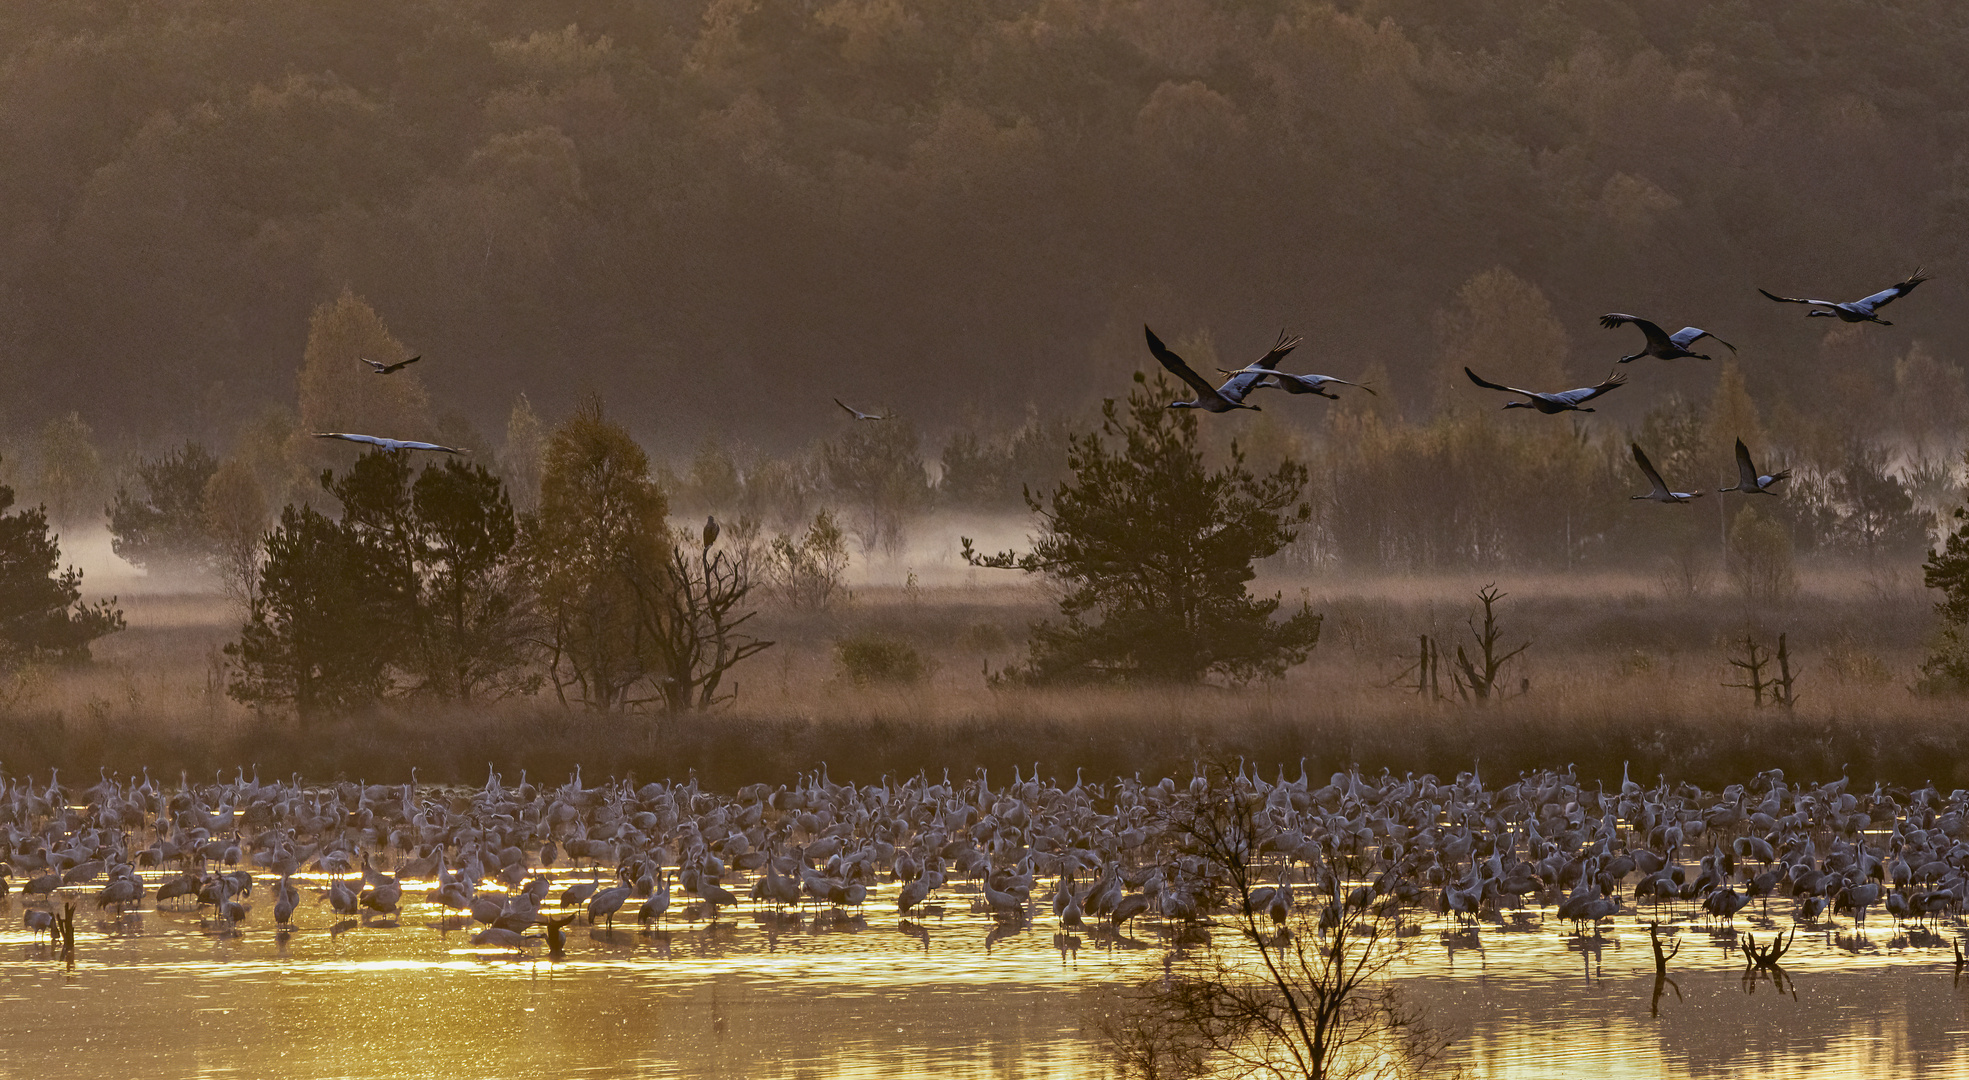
[227,450,535,715]
[521,396,670,709]
[107,442,221,575]
[967,372,1321,684]
[0,472,124,662]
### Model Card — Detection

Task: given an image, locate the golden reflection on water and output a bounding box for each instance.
[1,876,1966,1079]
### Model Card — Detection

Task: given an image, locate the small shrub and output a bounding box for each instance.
[958,621,1010,654]
[834,634,926,687]
[768,510,851,610]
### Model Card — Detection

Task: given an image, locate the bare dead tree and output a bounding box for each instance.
[1450,585,1528,703]
[625,536,774,711]
[1724,633,1773,706]
[1114,772,1451,1080]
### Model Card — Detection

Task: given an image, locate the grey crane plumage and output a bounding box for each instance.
[1142,322,1291,411]
[1208,330,1303,402]
[1216,335,1377,399]
[360,355,422,375]
[1252,370,1376,398]
[1145,325,1264,412]
[1720,439,1789,495]
[834,398,888,421]
[1630,444,1704,503]
[1465,367,1626,413]
[313,432,466,455]
[1599,314,1735,362]
[1758,268,1928,325]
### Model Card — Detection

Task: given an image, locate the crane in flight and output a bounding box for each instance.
[361,355,422,375]
[1145,325,1268,412]
[1630,444,1704,503]
[1720,439,1790,495]
[1222,367,1377,400]
[1205,329,1302,400]
[1758,268,1929,325]
[1599,315,1735,362]
[834,398,888,421]
[1464,367,1626,413]
[313,432,466,455]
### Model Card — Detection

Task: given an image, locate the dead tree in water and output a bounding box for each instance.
[1101,771,1452,1080]
[1740,929,1796,997]
[1647,922,1681,1016]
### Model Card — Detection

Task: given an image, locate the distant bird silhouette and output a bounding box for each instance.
[1465,367,1626,413]
[1599,314,1735,362]
[1720,439,1790,495]
[1630,444,1704,503]
[1145,325,1259,412]
[361,355,422,375]
[1759,268,1929,325]
[314,432,466,455]
[702,515,719,549]
[834,398,888,421]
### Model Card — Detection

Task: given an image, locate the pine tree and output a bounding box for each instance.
[1920,507,1969,693]
[226,503,397,716]
[0,471,123,663]
[107,442,220,575]
[964,373,1321,684]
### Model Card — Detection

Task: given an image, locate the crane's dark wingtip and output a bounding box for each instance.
[1598,314,1626,329]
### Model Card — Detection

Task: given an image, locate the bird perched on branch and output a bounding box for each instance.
[360,355,422,375]
[313,432,466,455]
[1630,444,1704,504]
[1599,314,1735,362]
[703,515,720,549]
[1464,368,1626,414]
[1758,268,1929,325]
[1720,439,1789,495]
[835,398,888,421]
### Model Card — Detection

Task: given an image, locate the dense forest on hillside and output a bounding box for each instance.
[1,0,1967,457]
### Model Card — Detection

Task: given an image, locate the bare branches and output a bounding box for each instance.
[1725,632,1796,708]
[625,539,774,711]
[1118,769,1449,1080]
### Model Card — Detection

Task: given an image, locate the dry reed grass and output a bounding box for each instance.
[2,572,1955,790]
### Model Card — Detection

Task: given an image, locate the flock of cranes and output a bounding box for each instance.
[1147,268,1929,504]
[7,764,1968,975]
[310,269,1930,507]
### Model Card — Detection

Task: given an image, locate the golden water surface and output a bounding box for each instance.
[2,879,1967,1078]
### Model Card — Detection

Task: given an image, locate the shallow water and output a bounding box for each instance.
[2,878,1966,1078]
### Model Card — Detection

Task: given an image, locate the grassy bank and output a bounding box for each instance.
[4,682,1964,792]
[2,571,1955,790]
